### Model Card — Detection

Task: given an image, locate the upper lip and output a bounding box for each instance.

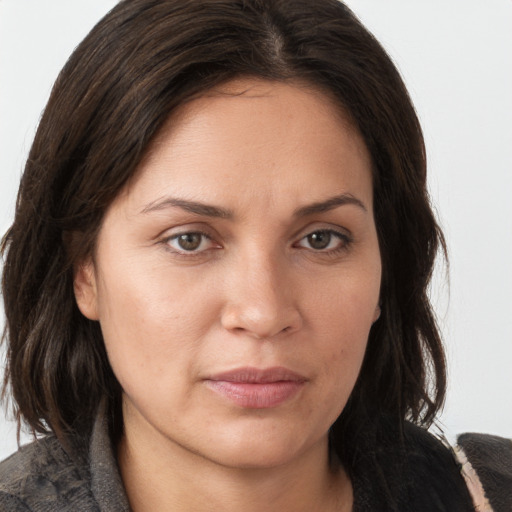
[206,366,307,383]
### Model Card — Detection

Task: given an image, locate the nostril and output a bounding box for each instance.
[229,324,293,340]
[220,299,302,340]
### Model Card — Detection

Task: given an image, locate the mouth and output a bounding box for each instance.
[204,366,307,409]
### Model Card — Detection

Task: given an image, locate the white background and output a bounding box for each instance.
[1,1,511,460]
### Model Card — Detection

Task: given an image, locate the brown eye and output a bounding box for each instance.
[166,232,214,253]
[296,229,350,252]
[176,233,202,251]
[306,231,332,250]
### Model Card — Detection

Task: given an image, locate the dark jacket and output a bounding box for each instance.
[0,408,510,511]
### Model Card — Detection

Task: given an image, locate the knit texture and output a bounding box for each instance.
[458,433,512,512]
[0,408,508,511]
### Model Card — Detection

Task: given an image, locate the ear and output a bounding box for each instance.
[73,259,99,320]
[372,303,381,324]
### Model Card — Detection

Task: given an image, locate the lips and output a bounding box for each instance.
[204,366,307,409]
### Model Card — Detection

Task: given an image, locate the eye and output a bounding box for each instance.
[164,231,217,253]
[296,229,350,252]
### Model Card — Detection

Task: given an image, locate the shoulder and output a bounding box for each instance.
[0,435,98,511]
[349,419,475,511]
[399,422,475,511]
[456,432,512,512]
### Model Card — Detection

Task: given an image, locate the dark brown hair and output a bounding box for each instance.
[2,0,445,461]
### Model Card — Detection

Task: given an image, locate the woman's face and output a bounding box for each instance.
[75,79,381,470]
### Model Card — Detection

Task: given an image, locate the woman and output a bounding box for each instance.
[0,0,510,510]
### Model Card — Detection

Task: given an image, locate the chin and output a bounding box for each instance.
[208,444,304,470]
[194,421,325,470]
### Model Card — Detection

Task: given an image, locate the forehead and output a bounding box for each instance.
[118,78,373,215]
[150,77,358,152]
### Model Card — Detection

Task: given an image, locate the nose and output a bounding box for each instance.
[220,251,303,340]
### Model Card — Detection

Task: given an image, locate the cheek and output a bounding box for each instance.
[307,266,380,393]
[309,267,380,344]
[93,262,219,389]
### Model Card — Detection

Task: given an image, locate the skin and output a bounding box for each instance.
[75,78,381,511]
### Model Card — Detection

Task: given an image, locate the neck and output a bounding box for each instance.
[118,419,352,512]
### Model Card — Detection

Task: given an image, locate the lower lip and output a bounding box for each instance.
[205,380,305,408]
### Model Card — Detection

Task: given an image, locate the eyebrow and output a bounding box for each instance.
[294,193,367,217]
[140,192,367,219]
[141,197,233,218]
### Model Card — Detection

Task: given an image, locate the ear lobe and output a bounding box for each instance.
[73,260,99,320]
[372,303,381,324]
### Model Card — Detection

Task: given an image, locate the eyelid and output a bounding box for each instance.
[293,226,353,253]
[160,229,222,255]
[293,222,352,241]
[157,223,353,257]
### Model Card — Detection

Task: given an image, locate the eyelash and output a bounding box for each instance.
[161,228,352,257]
[162,230,217,255]
[294,229,352,255]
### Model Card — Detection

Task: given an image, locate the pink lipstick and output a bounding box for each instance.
[204,367,306,408]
